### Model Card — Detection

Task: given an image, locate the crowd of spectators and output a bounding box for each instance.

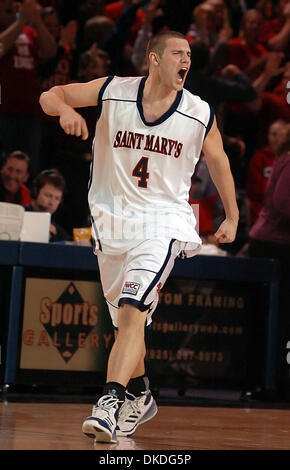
[0,0,289,255]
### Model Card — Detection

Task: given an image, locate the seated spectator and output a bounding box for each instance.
[0,0,57,176]
[246,119,286,225]
[0,150,31,206]
[25,169,72,242]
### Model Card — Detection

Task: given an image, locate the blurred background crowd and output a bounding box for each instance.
[0,0,289,258]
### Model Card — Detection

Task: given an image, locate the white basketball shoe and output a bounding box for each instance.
[82,394,120,443]
[116,390,158,436]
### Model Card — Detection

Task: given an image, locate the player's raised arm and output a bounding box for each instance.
[202,116,239,243]
[39,77,108,140]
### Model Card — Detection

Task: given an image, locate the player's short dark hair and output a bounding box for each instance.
[147,30,188,58]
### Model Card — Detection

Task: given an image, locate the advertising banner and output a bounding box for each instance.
[20,278,114,371]
[146,277,255,388]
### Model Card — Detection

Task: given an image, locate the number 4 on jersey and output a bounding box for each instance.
[132,156,149,188]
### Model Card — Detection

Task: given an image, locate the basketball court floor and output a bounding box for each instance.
[1,396,290,450]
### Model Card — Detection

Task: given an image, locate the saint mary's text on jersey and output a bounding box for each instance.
[113,130,183,158]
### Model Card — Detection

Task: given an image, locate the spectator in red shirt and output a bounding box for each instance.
[246,119,286,225]
[226,9,268,81]
[259,0,290,56]
[0,150,32,206]
[0,0,57,177]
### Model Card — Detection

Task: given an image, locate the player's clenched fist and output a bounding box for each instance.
[214,218,238,243]
[59,107,89,140]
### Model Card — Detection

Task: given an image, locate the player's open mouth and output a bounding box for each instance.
[177,68,188,83]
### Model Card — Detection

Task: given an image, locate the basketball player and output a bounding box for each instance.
[40,31,239,443]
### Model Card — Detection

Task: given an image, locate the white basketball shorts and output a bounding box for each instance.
[96,238,187,328]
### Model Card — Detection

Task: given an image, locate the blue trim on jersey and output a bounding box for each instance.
[137,76,183,127]
[103,98,136,103]
[140,239,175,304]
[96,75,114,119]
[176,110,206,127]
[88,139,95,191]
[118,297,153,312]
[127,268,158,274]
[204,105,215,140]
[106,299,119,310]
[114,322,152,331]
[90,216,103,251]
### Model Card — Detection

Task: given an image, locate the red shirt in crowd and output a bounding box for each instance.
[0,26,41,115]
[259,17,284,45]
[246,147,276,224]
[227,37,268,72]
[189,195,219,235]
[1,184,32,206]
[105,1,145,44]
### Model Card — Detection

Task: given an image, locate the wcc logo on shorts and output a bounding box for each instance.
[122,281,141,296]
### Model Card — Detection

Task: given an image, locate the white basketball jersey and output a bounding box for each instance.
[89,76,214,256]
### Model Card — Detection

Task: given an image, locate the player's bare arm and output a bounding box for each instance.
[202,116,239,243]
[39,77,108,140]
